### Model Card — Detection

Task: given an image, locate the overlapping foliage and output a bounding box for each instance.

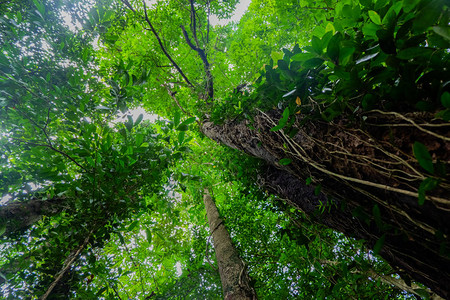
[0,0,448,299]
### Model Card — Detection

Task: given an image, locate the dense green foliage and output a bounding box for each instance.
[0,0,448,299]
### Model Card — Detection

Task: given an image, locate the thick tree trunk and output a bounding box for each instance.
[0,197,67,237]
[202,110,450,299]
[203,189,257,300]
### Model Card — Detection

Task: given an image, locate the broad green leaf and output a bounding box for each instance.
[412,0,442,33]
[373,234,386,255]
[418,178,439,205]
[0,224,5,236]
[173,111,181,126]
[403,0,421,12]
[326,33,341,63]
[128,220,139,231]
[372,204,382,229]
[441,92,450,108]
[413,289,431,300]
[134,113,143,126]
[176,124,189,131]
[279,158,292,165]
[270,107,290,131]
[125,115,133,132]
[179,117,196,128]
[325,23,335,33]
[311,36,322,54]
[368,11,382,25]
[145,228,152,244]
[135,133,144,146]
[277,59,289,70]
[397,47,433,60]
[432,26,450,41]
[178,131,185,144]
[413,142,434,174]
[290,52,316,62]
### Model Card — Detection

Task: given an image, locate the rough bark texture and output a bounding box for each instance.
[0,197,67,237]
[203,189,257,300]
[202,109,450,299]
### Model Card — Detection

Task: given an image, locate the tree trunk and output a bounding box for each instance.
[203,189,257,300]
[202,109,450,299]
[0,197,67,238]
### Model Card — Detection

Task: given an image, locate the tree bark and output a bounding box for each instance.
[203,189,257,300]
[0,197,67,238]
[202,109,450,299]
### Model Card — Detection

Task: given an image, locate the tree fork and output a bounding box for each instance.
[203,189,257,300]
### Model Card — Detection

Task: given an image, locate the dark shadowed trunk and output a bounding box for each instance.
[0,197,67,238]
[202,110,450,299]
[203,189,257,300]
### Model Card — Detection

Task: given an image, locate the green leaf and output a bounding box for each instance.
[291,52,316,62]
[441,92,450,108]
[311,36,323,54]
[314,184,322,196]
[134,113,143,126]
[432,26,450,41]
[397,47,433,60]
[176,124,189,131]
[326,33,341,63]
[135,133,144,146]
[277,59,289,70]
[372,204,382,229]
[145,228,152,244]
[173,111,181,126]
[412,0,442,33]
[368,11,382,25]
[413,289,431,300]
[279,158,292,165]
[418,178,439,205]
[373,234,386,255]
[117,232,125,244]
[270,107,290,131]
[125,115,133,132]
[403,0,420,12]
[128,220,139,232]
[306,177,312,185]
[413,142,434,174]
[179,117,196,127]
[0,223,6,236]
[178,131,185,144]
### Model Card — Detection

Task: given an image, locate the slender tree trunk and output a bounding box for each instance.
[202,110,450,299]
[203,189,257,300]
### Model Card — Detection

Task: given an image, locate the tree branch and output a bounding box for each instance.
[140,0,194,88]
[13,139,87,172]
[39,230,93,300]
[180,25,214,101]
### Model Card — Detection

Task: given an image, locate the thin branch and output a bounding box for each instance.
[189,0,198,47]
[39,230,93,300]
[165,86,193,117]
[206,0,210,44]
[118,0,136,13]
[140,0,194,88]
[181,25,214,101]
[13,139,87,172]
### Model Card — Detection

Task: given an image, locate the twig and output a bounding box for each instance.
[180,25,214,101]
[141,0,194,88]
[39,230,93,300]
[12,138,87,172]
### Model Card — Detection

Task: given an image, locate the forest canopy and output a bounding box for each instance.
[0,0,449,299]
